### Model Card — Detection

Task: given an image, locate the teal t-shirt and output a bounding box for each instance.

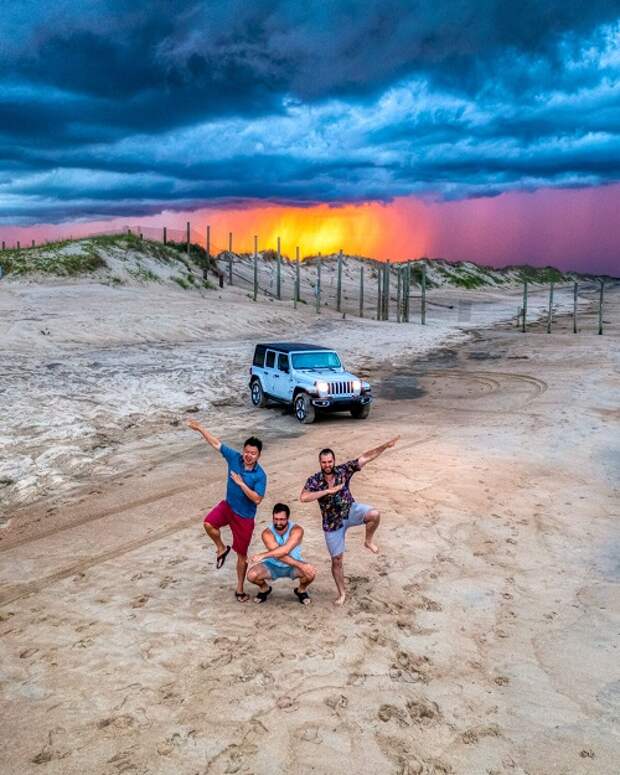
[220,444,267,518]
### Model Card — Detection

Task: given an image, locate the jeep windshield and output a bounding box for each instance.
[291,351,342,370]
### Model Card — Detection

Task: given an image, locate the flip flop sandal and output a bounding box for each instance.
[234,591,250,602]
[216,546,231,569]
[254,585,272,604]
[294,588,311,605]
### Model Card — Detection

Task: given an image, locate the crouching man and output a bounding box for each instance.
[248,503,316,605]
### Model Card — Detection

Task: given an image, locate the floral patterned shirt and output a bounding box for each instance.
[304,459,362,532]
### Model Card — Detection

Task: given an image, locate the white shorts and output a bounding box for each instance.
[323,502,373,557]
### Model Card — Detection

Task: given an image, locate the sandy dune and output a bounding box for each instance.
[0,279,618,774]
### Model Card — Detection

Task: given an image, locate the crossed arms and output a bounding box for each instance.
[250,525,312,575]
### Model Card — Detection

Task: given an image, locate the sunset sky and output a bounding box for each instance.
[1,2,619,273]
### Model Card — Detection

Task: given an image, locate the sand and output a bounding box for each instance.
[0,274,618,774]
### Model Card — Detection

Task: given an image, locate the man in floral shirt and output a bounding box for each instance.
[300,436,399,605]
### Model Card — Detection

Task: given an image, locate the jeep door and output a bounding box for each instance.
[272,352,293,401]
[262,349,277,396]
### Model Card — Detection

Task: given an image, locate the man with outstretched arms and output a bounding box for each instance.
[187,420,267,603]
[300,437,399,606]
[247,503,316,605]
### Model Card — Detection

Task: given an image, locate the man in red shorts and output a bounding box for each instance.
[187,419,267,602]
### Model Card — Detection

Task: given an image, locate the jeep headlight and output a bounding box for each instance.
[315,380,329,396]
[352,379,362,393]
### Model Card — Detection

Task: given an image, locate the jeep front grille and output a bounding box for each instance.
[328,381,353,395]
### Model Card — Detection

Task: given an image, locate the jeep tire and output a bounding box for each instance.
[351,403,370,419]
[294,393,316,424]
[250,379,268,408]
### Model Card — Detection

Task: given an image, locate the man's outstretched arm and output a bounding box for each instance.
[186,419,222,451]
[358,435,400,468]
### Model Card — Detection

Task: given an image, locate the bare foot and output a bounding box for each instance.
[364,541,379,554]
[333,594,346,606]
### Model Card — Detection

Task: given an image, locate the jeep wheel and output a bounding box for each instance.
[351,403,370,419]
[294,393,316,424]
[250,380,267,408]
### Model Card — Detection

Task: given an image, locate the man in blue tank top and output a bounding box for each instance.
[247,503,316,605]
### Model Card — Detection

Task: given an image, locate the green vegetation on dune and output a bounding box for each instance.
[0,233,218,288]
[513,265,567,284]
[0,244,107,276]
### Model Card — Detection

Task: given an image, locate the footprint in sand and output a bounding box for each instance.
[201,652,234,669]
[276,695,300,712]
[375,733,452,774]
[377,704,410,727]
[167,556,188,567]
[130,594,150,608]
[406,697,441,726]
[295,726,323,744]
[156,730,196,756]
[461,724,501,744]
[106,748,138,774]
[159,576,179,589]
[324,694,349,711]
[389,651,431,684]
[97,714,136,732]
[30,729,71,766]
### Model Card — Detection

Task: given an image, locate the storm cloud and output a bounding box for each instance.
[1,0,619,223]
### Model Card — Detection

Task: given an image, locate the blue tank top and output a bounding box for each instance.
[267,522,303,568]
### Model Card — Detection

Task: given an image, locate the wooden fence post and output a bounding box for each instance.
[546,282,554,333]
[405,261,411,322]
[1,241,4,250]
[163,226,167,245]
[396,264,402,323]
[186,222,190,256]
[32,239,35,248]
[276,237,281,300]
[228,232,233,285]
[421,262,427,325]
[336,250,343,312]
[598,280,605,335]
[521,280,528,333]
[17,240,20,250]
[359,263,364,318]
[573,282,578,334]
[316,252,321,314]
[295,246,300,305]
[384,260,390,320]
[253,235,258,302]
[376,263,382,320]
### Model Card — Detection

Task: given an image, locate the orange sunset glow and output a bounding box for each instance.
[200,202,428,259]
[5,186,620,274]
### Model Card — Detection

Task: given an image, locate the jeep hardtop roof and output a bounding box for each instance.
[255,342,331,353]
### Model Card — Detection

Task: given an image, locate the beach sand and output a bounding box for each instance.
[0,277,618,774]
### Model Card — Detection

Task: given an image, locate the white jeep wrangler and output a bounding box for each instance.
[249,342,372,424]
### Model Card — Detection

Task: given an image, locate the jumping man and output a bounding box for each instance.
[247,503,316,605]
[187,420,267,602]
[300,437,399,606]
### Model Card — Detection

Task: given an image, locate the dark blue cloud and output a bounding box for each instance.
[0,1,619,222]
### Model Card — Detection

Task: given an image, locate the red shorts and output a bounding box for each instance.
[203,500,255,556]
